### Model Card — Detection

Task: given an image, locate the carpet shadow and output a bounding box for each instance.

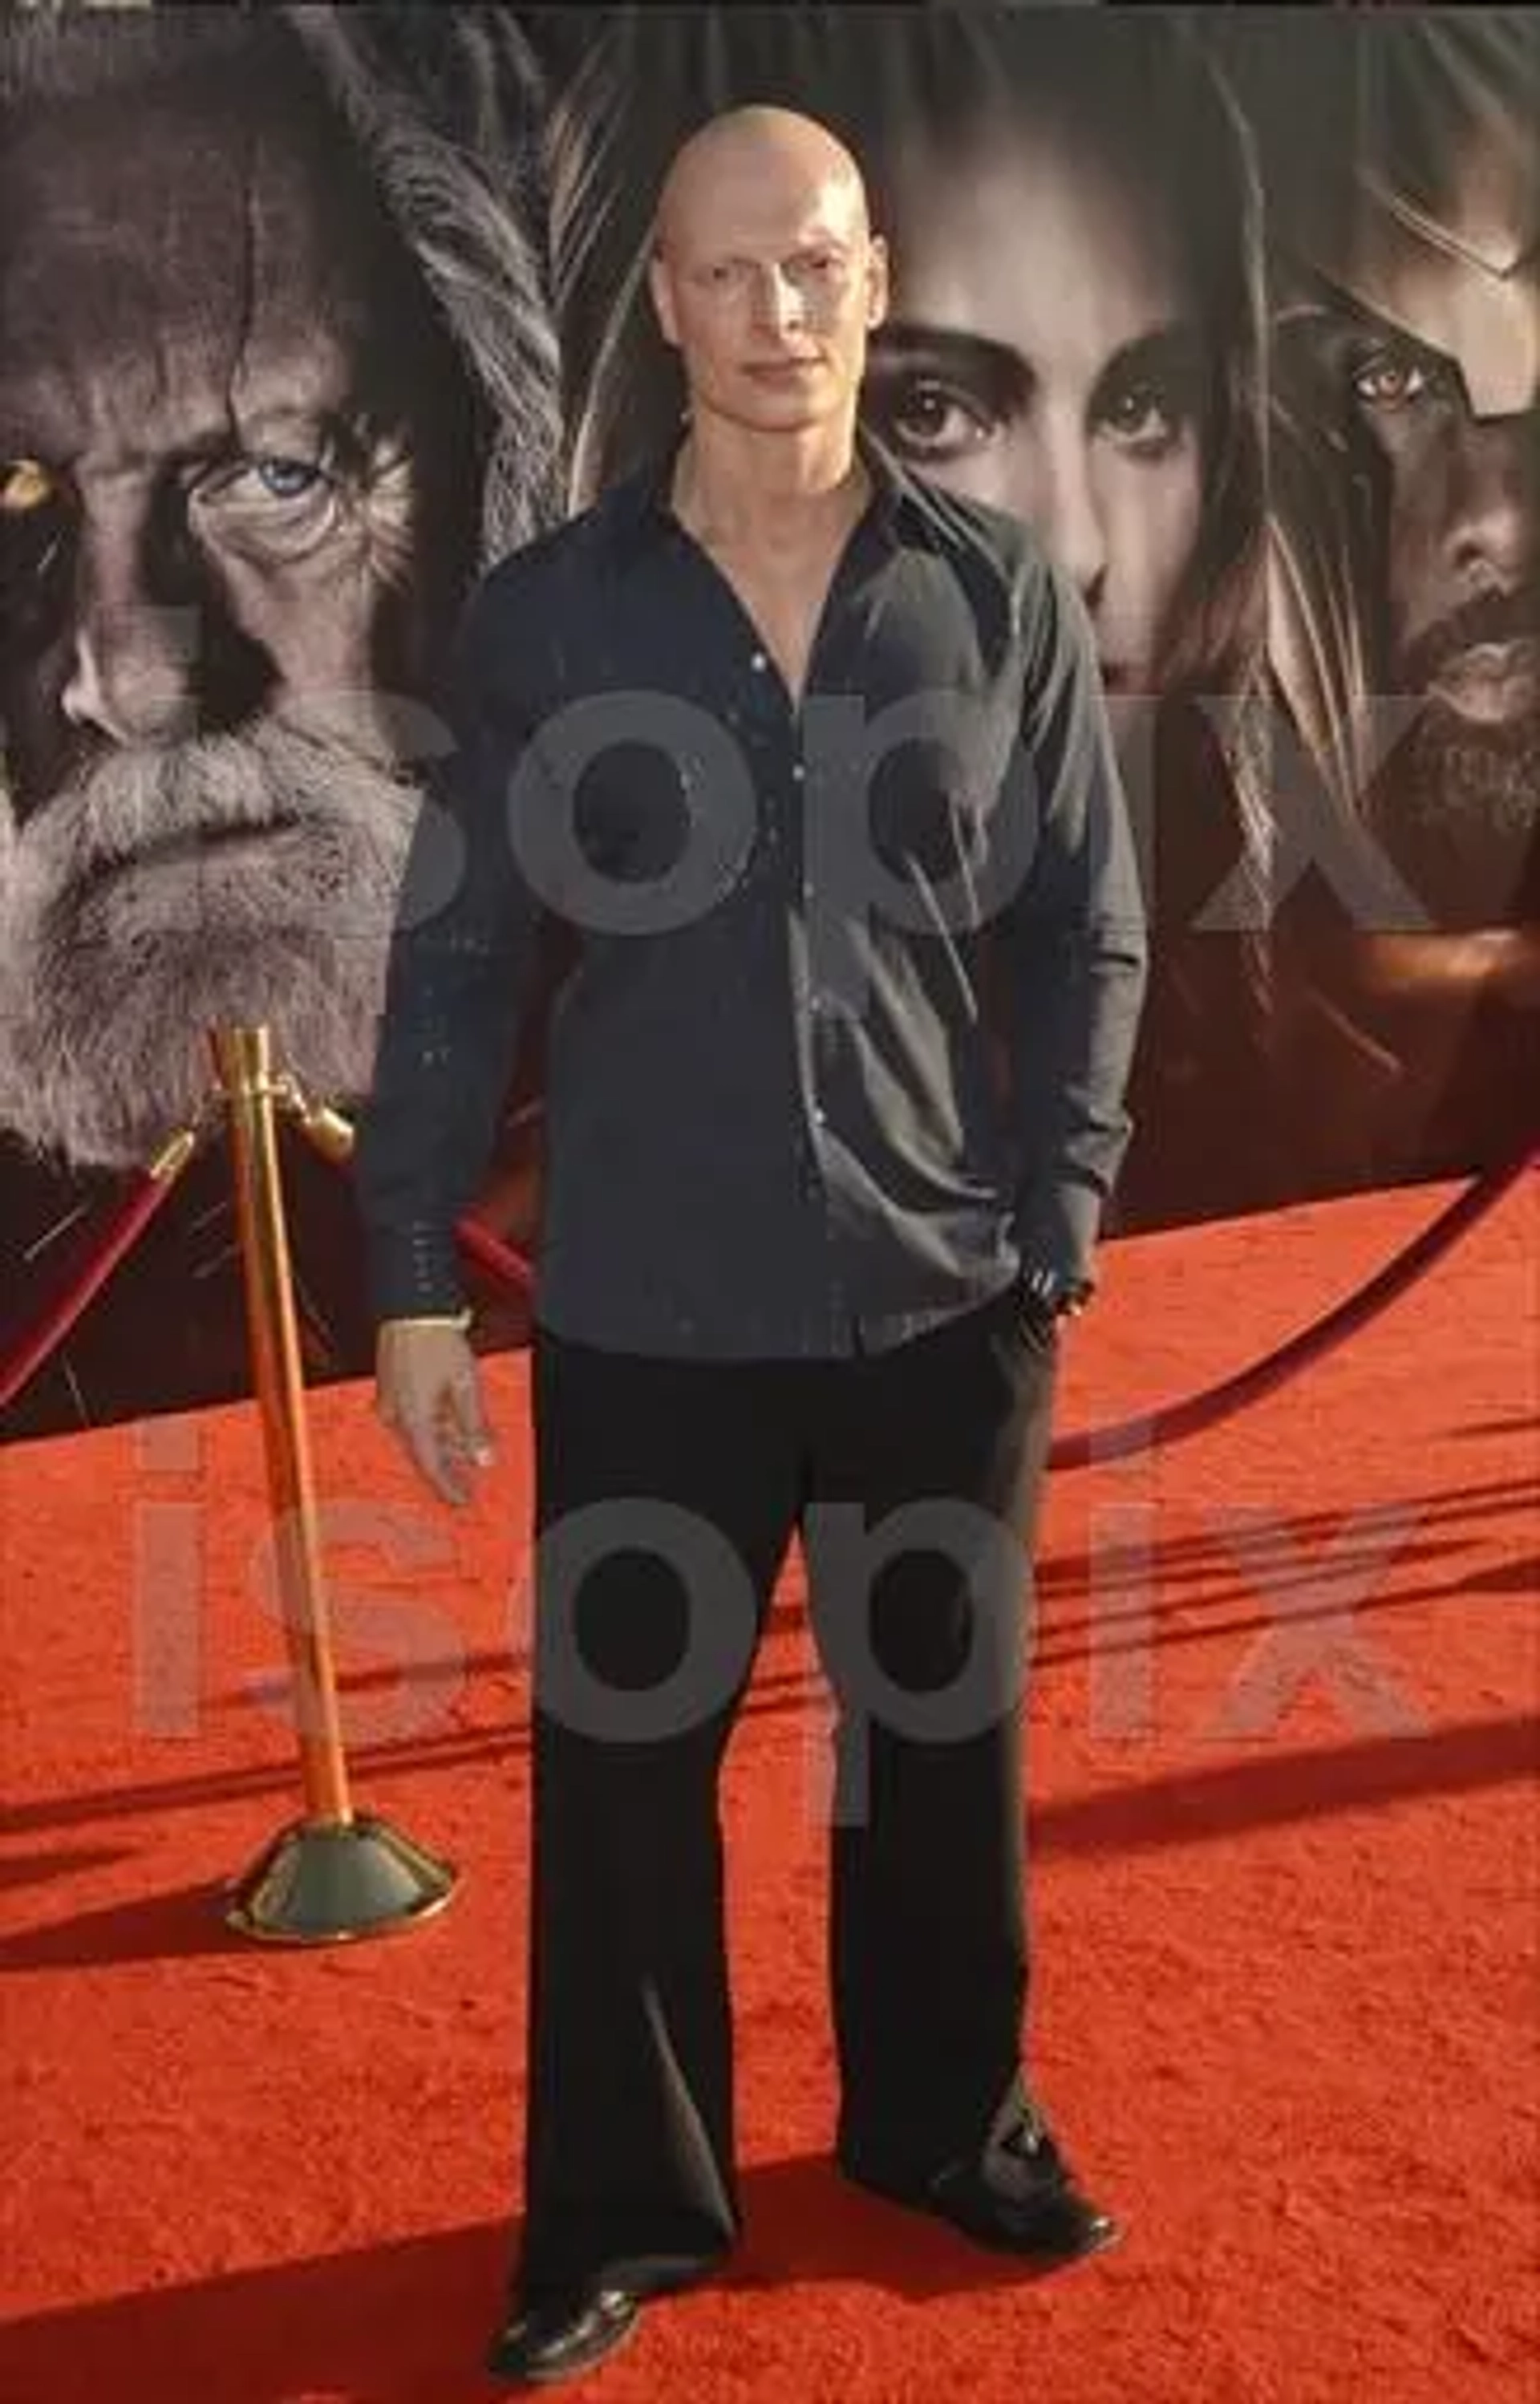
[0,1842,129,1895]
[7,1711,1535,1969]
[725,2151,1090,2300]
[0,1878,265,1972]
[1457,1554,1538,1597]
[0,2160,1096,2404]
[8,1467,1533,1851]
[1030,1710,1539,1856]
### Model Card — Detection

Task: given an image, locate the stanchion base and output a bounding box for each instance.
[225,1812,458,1944]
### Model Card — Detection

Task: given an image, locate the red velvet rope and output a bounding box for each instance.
[456,1211,534,1297]
[0,1163,188,1415]
[4,1128,1526,1449]
[1048,1140,1537,1469]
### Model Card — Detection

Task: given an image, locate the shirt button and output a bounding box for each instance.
[750,650,769,673]
[792,760,805,782]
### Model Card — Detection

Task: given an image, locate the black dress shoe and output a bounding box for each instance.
[484,2284,641,2387]
[842,2106,1121,2266]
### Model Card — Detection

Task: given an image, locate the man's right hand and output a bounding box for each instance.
[374,1318,496,1508]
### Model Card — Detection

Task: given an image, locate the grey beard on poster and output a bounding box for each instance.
[0,727,419,1170]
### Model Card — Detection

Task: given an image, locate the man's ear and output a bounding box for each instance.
[647,248,679,349]
[866,232,890,330]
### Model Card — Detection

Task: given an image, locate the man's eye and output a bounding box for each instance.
[251,456,324,499]
[223,455,327,503]
[193,452,330,511]
[0,457,61,516]
[793,253,853,298]
[184,449,343,557]
[1350,352,1434,412]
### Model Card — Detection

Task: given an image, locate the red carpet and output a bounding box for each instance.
[2,1178,1536,2404]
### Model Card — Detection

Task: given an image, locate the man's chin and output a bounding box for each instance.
[0,928,388,1172]
[0,723,422,1167]
[1368,698,1540,927]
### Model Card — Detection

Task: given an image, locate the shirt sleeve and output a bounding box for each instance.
[999,560,1149,1289]
[353,575,550,1326]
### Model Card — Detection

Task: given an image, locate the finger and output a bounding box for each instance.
[431,1384,482,1505]
[424,1399,475,1506]
[438,1399,489,1497]
[450,1369,496,1468]
[399,1399,471,1508]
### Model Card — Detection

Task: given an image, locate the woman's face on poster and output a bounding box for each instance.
[863,122,1208,693]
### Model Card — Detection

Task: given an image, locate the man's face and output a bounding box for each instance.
[1335,270,1540,701]
[0,66,483,1167]
[1292,190,1540,926]
[864,128,1206,695]
[648,146,887,439]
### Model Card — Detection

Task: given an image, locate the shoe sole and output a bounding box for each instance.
[485,2301,641,2388]
[945,2203,1124,2265]
[843,2165,1124,2268]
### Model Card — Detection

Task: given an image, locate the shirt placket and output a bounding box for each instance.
[748,630,861,1360]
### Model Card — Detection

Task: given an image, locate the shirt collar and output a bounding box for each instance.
[606,420,916,566]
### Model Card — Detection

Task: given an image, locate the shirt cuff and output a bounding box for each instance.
[364,1222,468,1328]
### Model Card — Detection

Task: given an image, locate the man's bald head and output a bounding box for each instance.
[654,104,869,260]
[646,103,886,439]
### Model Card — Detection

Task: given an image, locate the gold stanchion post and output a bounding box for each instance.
[210,1024,457,1943]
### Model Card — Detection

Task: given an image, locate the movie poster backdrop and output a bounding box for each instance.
[1,6,1534,1439]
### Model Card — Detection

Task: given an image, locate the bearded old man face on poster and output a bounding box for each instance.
[0,8,558,1434]
[0,8,555,1174]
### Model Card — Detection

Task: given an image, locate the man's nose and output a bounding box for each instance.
[59,504,199,747]
[1443,412,1539,595]
[751,262,806,337]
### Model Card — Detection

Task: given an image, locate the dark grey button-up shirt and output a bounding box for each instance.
[355,439,1147,1358]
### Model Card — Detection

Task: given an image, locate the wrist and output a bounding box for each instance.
[1019,1265,1095,1320]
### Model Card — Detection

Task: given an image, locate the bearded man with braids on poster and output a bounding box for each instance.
[1211,10,1540,1191]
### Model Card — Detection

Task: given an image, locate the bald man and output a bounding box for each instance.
[357,107,1146,2387]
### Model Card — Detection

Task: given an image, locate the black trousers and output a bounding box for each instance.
[516,1283,1059,2299]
